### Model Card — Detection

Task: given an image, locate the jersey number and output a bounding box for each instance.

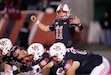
[56,26,63,39]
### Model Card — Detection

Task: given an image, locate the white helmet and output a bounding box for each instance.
[27,43,45,61]
[0,38,13,55]
[49,42,67,61]
[56,4,71,19]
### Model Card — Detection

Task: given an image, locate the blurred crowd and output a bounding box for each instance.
[0,0,21,20]
[0,0,61,20]
[0,0,61,11]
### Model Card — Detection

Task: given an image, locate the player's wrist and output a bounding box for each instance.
[78,24,82,26]
[36,20,40,24]
[78,24,83,31]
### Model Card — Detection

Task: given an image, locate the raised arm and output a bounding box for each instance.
[30,15,50,32]
[73,16,84,32]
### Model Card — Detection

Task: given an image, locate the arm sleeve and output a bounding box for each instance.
[49,24,55,31]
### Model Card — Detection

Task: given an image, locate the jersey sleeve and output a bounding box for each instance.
[39,52,51,68]
[49,24,55,31]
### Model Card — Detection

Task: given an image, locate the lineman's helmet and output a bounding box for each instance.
[0,38,13,55]
[27,43,45,61]
[49,42,67,61]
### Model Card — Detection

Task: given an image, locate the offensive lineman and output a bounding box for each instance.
[27,43,53,75]
[0,38,33,75]
[44,42,110,75]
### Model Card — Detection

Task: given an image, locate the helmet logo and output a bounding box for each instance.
[60,4,64,10]
[0,41,7,46]
[32,45,39,51]
[53,46,61,51]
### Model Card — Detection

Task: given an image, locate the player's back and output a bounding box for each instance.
[64,48,102,74]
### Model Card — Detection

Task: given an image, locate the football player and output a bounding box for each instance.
[30,3,83,48]
[27,43,53,75]
[46,42,110,75]
[0,38,33,75]
[49,42,66,75]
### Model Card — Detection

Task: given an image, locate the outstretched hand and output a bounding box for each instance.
[74,16,81,24]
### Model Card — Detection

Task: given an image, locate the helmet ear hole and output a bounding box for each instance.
[39,55,41,58]
[7,50,10,53]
